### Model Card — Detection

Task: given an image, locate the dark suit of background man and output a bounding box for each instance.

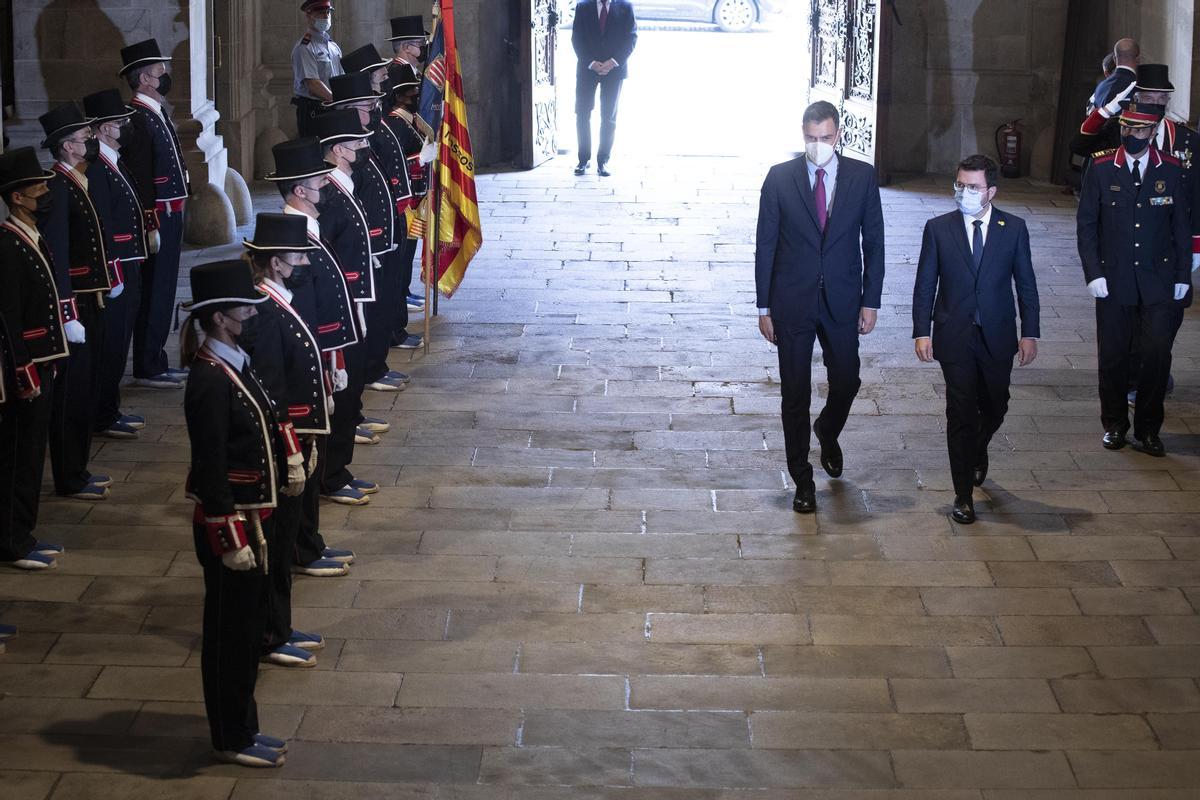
[913,155,1040,525]
[755,101,885,514]
[572,0,637,177]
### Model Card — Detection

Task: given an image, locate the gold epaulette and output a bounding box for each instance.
[1091,148,1117,158]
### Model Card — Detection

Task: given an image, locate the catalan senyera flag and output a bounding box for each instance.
[422,0,482,298]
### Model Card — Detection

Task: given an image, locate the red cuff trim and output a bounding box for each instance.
[60,298,79,323]
[279,421,302,458]
[16,363,40,393]
[1191,235,1199,254]
[110,259,125,285]
[195,507,249,555]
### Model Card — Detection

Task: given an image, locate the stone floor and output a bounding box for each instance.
[1,155,1199,799]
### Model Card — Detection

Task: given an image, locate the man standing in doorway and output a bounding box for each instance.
[754,101,885,514]
[291,0,343,137]
[572,0,637,177]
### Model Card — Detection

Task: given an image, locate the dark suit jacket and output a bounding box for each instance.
[912,207,1040,363]
[572,0,637,80]
[755,154,885,325]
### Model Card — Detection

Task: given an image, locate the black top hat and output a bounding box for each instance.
[342,44,390,75]
[387,15,428,41]
[82,88,134,123]
[312,108,373,145]
[301,0,333,11]
[38,102,95,149]
[388,62,421,91]
[118,38,171,77]
[0,147,56,196]
[183,259,268,313]
[244,213,318,252]
[266,136,336,182]
[323,72,385,108]
[1135,63,1174,92]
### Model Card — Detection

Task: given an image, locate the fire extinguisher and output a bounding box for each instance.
[995,119,1022,179]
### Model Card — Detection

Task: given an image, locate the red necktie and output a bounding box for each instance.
[814,168,827,231]
[599,0,609,34]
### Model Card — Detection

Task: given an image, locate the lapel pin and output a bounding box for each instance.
[997,220,1005,227]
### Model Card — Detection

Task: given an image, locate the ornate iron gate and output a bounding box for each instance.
[809,0,885,167]
[520,0,558,168]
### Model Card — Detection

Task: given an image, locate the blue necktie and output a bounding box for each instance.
[972,220,984,271]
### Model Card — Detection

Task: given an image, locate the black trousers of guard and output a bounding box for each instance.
[322,338,366,493]
[365,249,402,386]
[774,290,861,490]
[575,71,622,166]
[50,293,104,495]
[0,365,56,562]
[293,97,323,138]
[94,260,142,432]
[133,207,184,378]
[194,515,272,753]
[938,327,1014,499]
[265,492,301,652]
[392,237,418,343]
[296,435,328,565]
[1097,299,1176,438]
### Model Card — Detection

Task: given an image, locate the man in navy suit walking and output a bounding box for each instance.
[912,154,1041,524]
[572,0,637,177]
[755,101,885,514]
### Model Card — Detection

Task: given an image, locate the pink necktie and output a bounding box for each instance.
[599,0,609,33]
[814,168,827,231]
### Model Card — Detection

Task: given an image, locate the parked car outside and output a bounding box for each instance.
[558,0,784,33]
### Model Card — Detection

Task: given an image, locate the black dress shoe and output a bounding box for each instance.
[1102,429,1127,450]
[597,163,611,177]
[1131,434,1166,457]
[574,162,588,176]
[792,484,816,514]
[972,453,988,487]
[813,419,843,478]
[951,495,976,525]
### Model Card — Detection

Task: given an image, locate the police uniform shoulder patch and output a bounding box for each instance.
[1092,148,1117,163]
[301,33,312,45]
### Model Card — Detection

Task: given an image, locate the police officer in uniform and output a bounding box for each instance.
[39,102,121,502]
[243,213,337,666]
[1077,103,1192,457]
[120,38,190,390]
[0,148,69,571]
[181,258,302,768]
[291,0,343,137]
[82,88,150,441]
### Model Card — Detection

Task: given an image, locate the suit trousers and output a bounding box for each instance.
[134,208,184,378]
[392,236,418,342]
[322,339,366,493]
[0,365,55,562]
[365,249,402,385]
[50,293,103,495]
[938,327,1014,498]
[194,517,270,753]
[1097,299,1176,438]
[94,261,142,431]
[295,435,328,565]
[264,492,301,652]
[774,291,862,488]
[576,71,622,166]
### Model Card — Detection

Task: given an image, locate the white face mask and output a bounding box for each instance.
[954,186,986,216]
[805,141,835,166]
[314,17,332,32]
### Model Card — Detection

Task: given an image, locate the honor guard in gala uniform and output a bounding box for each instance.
[311,109,382,506]
[120,38,190,389]
[38,102,121,502]
[243,213,343,667]
[83,88,150,441]
[181,259,302,769]
[0,148,69,571]
[324,71,410,394]
[1077,103,1192,457]
[292,0,343,137]
[387,15,429,76]
[386,62,436,349]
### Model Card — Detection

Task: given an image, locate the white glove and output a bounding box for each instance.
[326,393,336,415]
[281,451,306,496]
[1101,81,1136,118]
[64,320,87,344]
[1192,253,1199,272]
[372,255,383,270]
[1087,277,1109,299]
[306,439,320,478]
[108,281,124,299]
[418,141,438,166]
[332,367,348,393]
[1174,283,1190,301]
[148,229,161,254]
[221,546,257,571]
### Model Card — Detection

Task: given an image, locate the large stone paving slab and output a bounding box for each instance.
[0,155,1198,795]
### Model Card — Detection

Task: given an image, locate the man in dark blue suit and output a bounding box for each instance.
[913,155,1040,524]
[572,0,637,177]
[755,101,885,514]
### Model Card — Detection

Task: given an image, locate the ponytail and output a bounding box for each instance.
[179,310,219,368]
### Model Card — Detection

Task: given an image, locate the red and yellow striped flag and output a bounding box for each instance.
[422,0,482,298]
